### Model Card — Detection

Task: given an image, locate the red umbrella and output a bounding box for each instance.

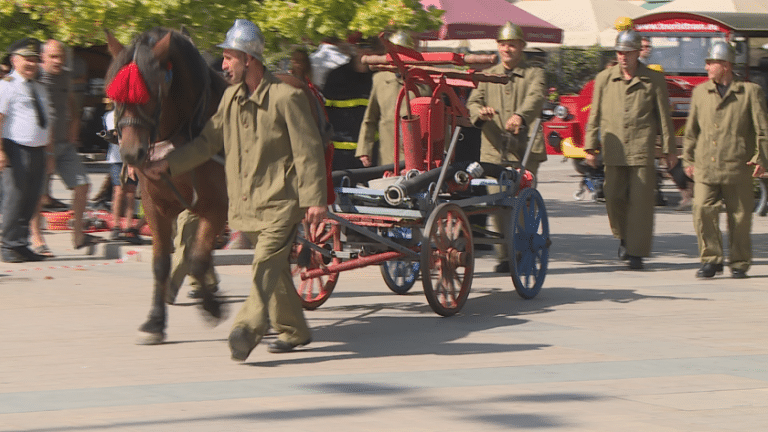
[420,0,563,43]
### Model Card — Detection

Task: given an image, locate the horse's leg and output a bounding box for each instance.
[189,213,227,325]
[137,195,175,345]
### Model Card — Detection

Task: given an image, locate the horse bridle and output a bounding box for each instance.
[114,44,174,161]
[112,45,201,210]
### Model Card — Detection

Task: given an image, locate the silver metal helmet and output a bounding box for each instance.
[389,30,416,49]
[615,30,642,52]
[217,19,265,62]
[706,41,736,63]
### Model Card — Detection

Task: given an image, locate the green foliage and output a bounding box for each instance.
[0,0,248,52]
[348,0,444,38]
[545,45,611,95]
[0,0,442,68]
[252,0,443,66]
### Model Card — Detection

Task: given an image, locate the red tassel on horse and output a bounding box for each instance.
[106,62,151,105]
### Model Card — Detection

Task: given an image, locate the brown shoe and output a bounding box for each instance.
[229,327,254,361]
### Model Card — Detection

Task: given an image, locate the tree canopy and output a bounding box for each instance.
[0,0,443,63]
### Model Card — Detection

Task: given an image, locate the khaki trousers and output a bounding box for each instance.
[489,160,540,262]
[232,224,311,348]
[603,165,656,257]
[168,210,219,296]
[692,179,752,271]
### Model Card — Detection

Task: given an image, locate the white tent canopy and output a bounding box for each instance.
[652,0,768,13]
[515,0,649,46]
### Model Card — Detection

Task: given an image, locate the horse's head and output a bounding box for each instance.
[105,29,175,166]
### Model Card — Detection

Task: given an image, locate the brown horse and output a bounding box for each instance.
[104,28,230,344]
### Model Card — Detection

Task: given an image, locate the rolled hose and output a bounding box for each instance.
[331,161,406,187]
[383,162,520,206]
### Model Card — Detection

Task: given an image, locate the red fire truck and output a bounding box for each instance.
[542,11,768,206]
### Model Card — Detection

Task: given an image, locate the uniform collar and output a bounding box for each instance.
[703,78,743,96]
[236,69,280,107]
[608,62,653,86]
[500,60,528,78]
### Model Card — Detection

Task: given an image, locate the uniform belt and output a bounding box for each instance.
[325,98,369,108]
[332,141,358,150]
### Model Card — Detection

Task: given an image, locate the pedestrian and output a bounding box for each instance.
[290,48,313,85]
[356,30,428,167]
[639,37,652,64]
[466,21,547,273]
[0,38,53,263]
[29,39,96,256]
[682,41,768,279]
[584,29,676,270]
[143,19,327,361]
[324,34,375,171]
[102,109,143,244]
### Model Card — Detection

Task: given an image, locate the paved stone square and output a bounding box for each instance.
[1,160,767,431]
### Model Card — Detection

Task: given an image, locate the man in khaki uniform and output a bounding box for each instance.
[145,19,327,360]
[584,29,676,270]
[466,22,547,176]
[356,31,427,167]
[466,22,547,273]
[683,41,768,279]
[165,209,220,304]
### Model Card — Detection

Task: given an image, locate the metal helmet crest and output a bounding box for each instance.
[217,19,265,62]
[497,21,525,42]
[614,17,634,32]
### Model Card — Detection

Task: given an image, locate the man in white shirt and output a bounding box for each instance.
[0,38,54,262]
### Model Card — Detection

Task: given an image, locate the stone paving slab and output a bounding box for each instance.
[1,160,767,430]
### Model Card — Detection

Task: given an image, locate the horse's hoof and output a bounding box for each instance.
[200,296,228,327]
[165,293,177,305]
[136,331,166,345]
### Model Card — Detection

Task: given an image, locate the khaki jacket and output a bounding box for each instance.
[356,71,427,166]
[466,61,547,164]
[682,79,768,184]
[166,71,327,230]
[585,63,675,166]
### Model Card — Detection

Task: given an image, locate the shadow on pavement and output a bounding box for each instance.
[246,280,694,368]
[14,388,602,431]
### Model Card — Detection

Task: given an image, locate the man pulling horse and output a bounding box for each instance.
[145,19,327,361]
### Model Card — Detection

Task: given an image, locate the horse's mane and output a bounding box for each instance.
[105,27,228,142]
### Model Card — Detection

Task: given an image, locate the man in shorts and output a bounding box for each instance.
[29,39,94,254]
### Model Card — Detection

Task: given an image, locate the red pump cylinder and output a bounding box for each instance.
[406,96,446,171]
[400,114,423,173]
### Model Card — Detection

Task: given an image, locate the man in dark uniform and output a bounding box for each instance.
[324,36,374,170]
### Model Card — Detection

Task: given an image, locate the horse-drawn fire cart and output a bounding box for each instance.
[291,37,551,317]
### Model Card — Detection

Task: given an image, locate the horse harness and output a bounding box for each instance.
[110,40,217,211]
